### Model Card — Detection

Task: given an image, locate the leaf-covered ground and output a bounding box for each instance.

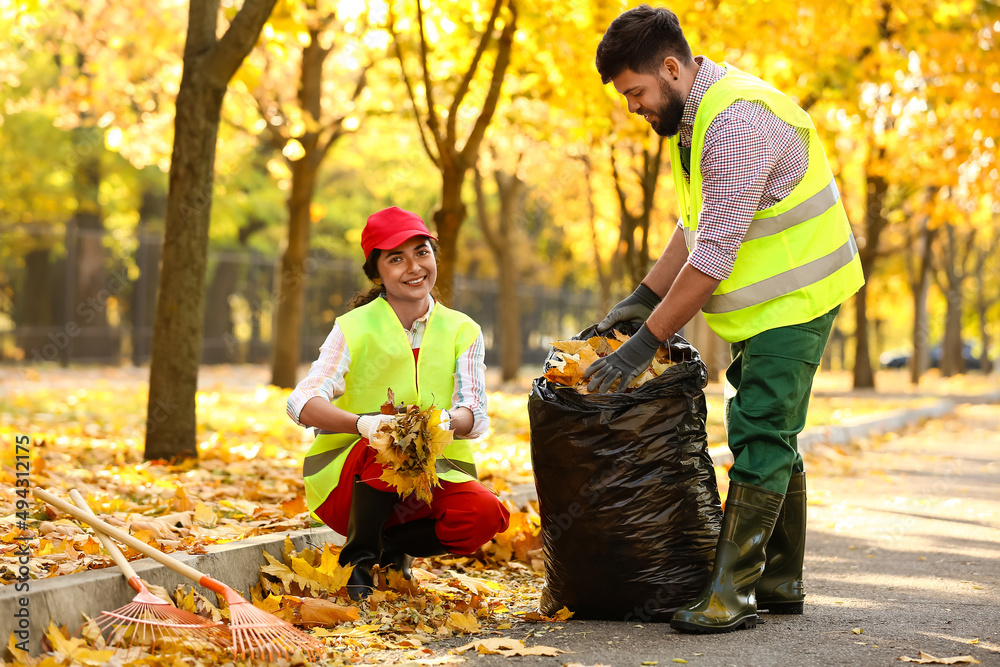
[1,365,987,666]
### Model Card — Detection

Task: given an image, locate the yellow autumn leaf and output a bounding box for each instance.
[255,593,284,614]
[44,622,114,665]
[447,611,480,634]
[554,606,575,620]
[193,502,217,527]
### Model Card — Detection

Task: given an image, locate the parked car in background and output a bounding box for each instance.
[879,341,984,370]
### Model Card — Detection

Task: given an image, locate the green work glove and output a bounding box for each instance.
[584,324,662,394]
[596,283,661,333]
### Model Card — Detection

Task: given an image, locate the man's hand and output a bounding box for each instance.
[596,283,661,333]
[583,325,662,393]
[357,414,395,440]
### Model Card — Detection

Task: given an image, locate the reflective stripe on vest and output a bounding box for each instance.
[704,235,858,314]
[672,63,864,342]
[742,177,840,242]
[681,177,839,248]
[302,435,479,479]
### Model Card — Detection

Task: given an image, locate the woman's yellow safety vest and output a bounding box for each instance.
[668,64,864,343]
[301,297,481,515]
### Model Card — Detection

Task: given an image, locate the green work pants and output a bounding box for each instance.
[724,306,839,494]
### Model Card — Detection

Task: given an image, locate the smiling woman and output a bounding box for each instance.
[286,206,510,601]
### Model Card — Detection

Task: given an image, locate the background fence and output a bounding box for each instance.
[0,226,604,370]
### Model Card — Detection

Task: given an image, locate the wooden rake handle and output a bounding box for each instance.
[68,489,140,582]
[34,487,208,586]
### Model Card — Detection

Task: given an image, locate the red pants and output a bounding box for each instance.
[315,441,510,555]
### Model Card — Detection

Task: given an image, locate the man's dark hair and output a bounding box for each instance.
[595,5,694,84]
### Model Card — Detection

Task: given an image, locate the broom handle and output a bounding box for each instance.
[34,487,208,585]
[68,489,140,582]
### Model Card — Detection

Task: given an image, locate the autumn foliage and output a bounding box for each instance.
[366,390,454,504]
[543,331,677,393]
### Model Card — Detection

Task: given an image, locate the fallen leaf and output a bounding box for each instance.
[455,637,566,657]
[898,652,982,665]
[447,611,480,634]
[193,502,217,527]
[554,606,575,621]
[298,597,360,626]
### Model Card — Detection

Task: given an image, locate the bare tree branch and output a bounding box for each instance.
[447,0,505,145]
[205,0,277,89]
[318,64,369,160]
[460,0,517,163]
[474,162,500,254]
[388,6,441,168]
[416,0,443,149]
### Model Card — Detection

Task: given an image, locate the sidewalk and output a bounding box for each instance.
[444,401,1000,666]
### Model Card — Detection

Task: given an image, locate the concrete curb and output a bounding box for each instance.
[2,524,341,656]
[707,390,1000,467]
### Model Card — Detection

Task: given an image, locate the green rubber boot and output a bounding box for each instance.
[757,472,806,614]
[670,482,784,633]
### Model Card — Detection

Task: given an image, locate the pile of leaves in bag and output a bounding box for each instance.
[530,323,723,621]
[542,330,678,393]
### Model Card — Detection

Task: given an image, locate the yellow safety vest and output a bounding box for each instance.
[301,297,481,515]
[669,64,865,343]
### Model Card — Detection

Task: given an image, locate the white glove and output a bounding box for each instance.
[438,409,452,432]
[357,414,395,441]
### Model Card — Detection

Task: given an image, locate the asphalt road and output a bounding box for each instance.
[443,403,1000,667]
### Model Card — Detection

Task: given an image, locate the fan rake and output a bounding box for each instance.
[67,489,230,659]
[36,487,327,662]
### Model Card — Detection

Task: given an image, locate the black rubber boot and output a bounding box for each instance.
[670,481,784,633]
[379,518,448,580]
[338,478,400,601]
[757,471,806,614]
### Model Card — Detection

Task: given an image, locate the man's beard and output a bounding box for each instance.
[647,76,685,137]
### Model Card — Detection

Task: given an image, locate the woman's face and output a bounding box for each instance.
[376,236,437,306]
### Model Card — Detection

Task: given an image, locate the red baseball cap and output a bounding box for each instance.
[361,207,437,259]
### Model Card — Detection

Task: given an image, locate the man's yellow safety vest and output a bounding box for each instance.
[668,64,865,343]
[301,297,481,515]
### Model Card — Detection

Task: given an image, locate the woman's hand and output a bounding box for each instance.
[356,414,396,440]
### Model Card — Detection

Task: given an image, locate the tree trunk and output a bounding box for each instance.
[19,248,53,361]
[392,0,515,308]
[70,125,112,362]
[940,284,965,376]
[132,186,166,366]
[270,163,317,387]
[974,232,998,374]
[433,164,467,307]
[852,167,888,390]
[269,30,329,388]
[853,283,874,388]
[145,0,277,461]
[937,224,967,377]
[495,170,525,382]
[202,257,240,363]
[910,223,934,385]
[145,79,226,460]
[581,156,613,314]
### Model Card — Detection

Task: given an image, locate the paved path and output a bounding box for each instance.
[450,403,1000,667]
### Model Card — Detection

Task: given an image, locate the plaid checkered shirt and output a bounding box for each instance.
[679,57,810,281]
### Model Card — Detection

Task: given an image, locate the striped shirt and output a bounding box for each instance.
[679,57,810,281]
[286,297,489,438]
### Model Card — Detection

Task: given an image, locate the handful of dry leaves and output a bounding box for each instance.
[366,389,452,504]
[542,330,676,394]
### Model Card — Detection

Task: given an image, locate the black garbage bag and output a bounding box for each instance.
[529,324,722,622]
